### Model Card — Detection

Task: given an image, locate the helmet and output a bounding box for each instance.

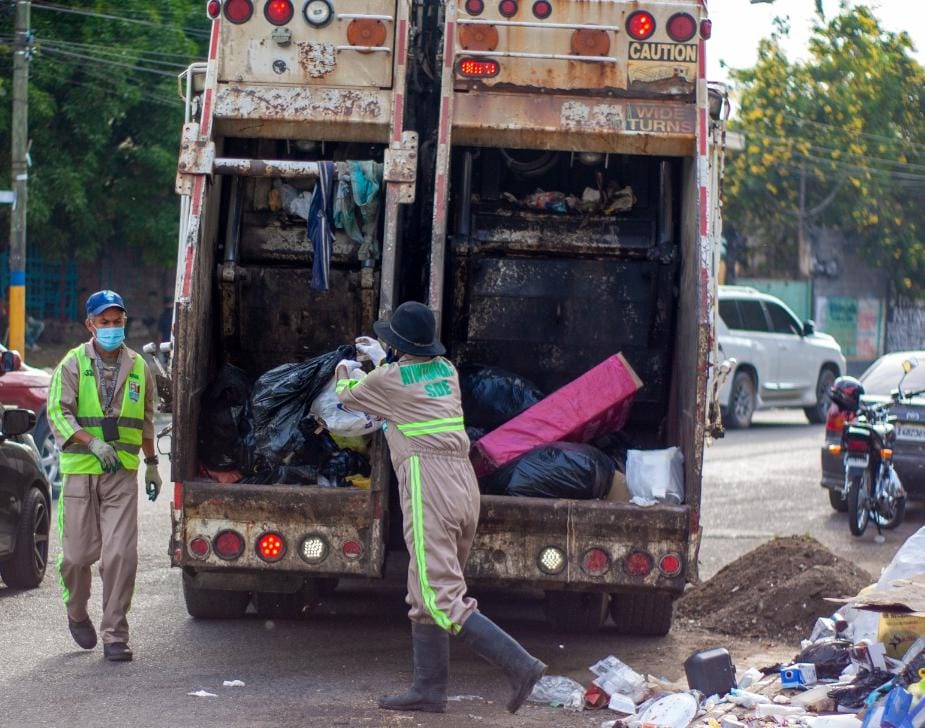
[829,375,864,412]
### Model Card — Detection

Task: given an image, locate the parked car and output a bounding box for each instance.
[0,351,52,589]
[717,286,847,428]
[821,351,925,511]
[0,343,59,492]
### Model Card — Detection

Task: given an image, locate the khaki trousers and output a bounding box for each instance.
[398,453,481,633]
[56,469,138,645]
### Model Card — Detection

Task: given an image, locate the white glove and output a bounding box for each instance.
[89,438,120,474]
[335,359,365,383]
[355,336,386,366]
[145,463,162,502]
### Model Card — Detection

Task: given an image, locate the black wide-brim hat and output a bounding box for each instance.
[373,301,446,357]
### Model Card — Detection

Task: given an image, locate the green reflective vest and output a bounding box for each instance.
[57,346,147,475]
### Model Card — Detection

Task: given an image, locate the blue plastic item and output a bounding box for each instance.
[882,686,913,728]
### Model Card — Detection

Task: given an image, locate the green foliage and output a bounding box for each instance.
[0,1,208,265]
[725,5,925,296]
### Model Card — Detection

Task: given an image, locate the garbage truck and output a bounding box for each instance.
[168,0,727,635]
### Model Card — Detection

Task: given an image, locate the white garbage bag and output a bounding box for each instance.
[625,447,684,504]
[310,366,381,438]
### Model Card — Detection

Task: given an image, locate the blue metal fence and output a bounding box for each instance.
[0,251,80,320]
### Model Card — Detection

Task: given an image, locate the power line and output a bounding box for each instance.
[39,39,191,69]
[31,59,178,105]
[757,133,925,175]
[39,37,201,62]
[32,2,210,38]
[39,46,179,78]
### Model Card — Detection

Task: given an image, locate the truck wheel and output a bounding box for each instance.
[254,591,306,620]
[544,591,609,634]
[804,368,836,424]
[724,371,756,429]
[609,592,674,636]
[182,572,250,619]
[0,487,50,589]
[828,488,848,512]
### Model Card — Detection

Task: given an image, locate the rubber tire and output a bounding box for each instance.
[254,590,306,620]
[609,592,674,637]
[847,470,871,537]
[804,368,837,424]
[828,488,848,512]
[182,571,251,619]
[544,591,609,634]
[724,371,756,429]
[0,487,51,589]
[876,497,906,530]
[32,411,61,496]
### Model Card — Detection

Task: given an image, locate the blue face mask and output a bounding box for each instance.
[94,326,125,352]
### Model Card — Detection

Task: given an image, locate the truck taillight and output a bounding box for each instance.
[303,0,333,27]
[214,530,245,560]
[700,18,712,40]
[207,0,222,20]
[188,536,211,559]
[264,0,293,25]
[458,57,500,78]
[623,550,653,576]
[532,0,551,19]
[659,553,682,576]
[223,0,253,23]
[257,532,286,562]
[537,546,566,575]
[342,540,364,560]
[464,0,484,15]
[299,535,329,564]
[498,0,518,18]
[666,13,696,42]
[347,19,387,49]
[626,10,655,41]
[581,548,611,577]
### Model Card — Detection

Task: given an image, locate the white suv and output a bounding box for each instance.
[716,286,847,428]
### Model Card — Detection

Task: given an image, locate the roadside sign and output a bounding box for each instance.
[0,190,16,205]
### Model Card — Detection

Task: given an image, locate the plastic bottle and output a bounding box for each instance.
[728,688,771,708]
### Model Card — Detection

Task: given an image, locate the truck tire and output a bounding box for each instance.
[609,592,673,636]
[0,487,50,589]
[254,590,306,620]
[544,591,609,634]
[182,572,250,619]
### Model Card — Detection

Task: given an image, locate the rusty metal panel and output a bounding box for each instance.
[218,0,398,88]
[452,0,704,95]
[465,496,689,592]
[213,84,392,142]
[452,92,696,154]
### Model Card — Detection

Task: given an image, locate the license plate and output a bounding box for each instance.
[896,424,925,442]
[846,455,869,468]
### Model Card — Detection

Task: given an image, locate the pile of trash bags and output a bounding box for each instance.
[198,346,374,487]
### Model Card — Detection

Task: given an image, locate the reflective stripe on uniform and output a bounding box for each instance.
[56,477,70,605]
[335,378,361,394]
[47,359,77,441]
[408,455,461,634]
[397,416,465,437]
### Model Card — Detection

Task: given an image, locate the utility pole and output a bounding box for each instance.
[797,161,811,278]
[8,0,31,357]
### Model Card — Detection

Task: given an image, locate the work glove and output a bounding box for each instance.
[89,438,120,474]
[145,463,162,502]
[355,336,386,366]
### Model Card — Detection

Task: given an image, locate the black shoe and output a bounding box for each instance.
[458,612,546,714]
[378,623,448,713]
[104,642,133,662]
[68,618,97,650]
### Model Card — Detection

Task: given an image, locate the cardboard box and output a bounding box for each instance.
[878,612,925,659]
[607,471,631,503]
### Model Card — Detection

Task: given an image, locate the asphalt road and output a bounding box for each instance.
[1,411,921,728]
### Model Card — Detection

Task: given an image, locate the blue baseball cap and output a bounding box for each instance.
[86,290,126,317]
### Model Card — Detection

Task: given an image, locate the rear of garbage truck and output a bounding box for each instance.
[425,0,725,634]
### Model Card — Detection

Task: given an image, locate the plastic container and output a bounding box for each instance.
[684,648,737,698]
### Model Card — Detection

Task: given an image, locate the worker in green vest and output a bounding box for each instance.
[47,290,161,662]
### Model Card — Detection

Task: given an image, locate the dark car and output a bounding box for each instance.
[822,351,925,511]
[0,343,59,492]
[0,356,53,588]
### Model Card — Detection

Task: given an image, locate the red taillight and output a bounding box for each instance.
[342,540,364,560]
[666,12,696,42]
[700,18,712,40]
[826,409,847,436]
[626,11,655,40]
[624,550,653,576]
[465,0,484,15]
[458,57,500,77]
[224,0,253,23]
[846,438,869,454]
[257,532,286,562]
[532,0,551,19]
[207,0,222,20]
[264,0,293,25]
[581,548,611,577]
[498,0,518,18]
[659,553,682,576]
[189,536,210,559]
[213,530,245,560]
[173,481,184,511]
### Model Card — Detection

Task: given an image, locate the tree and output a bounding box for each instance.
[724,6,925,297]
[0,1,208,266]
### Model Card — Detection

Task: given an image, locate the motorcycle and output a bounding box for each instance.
[828,358,923,538]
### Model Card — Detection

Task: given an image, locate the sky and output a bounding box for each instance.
[705,0,925,85]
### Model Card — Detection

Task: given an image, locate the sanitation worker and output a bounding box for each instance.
[336,301,546,714]
[47,290,161,662]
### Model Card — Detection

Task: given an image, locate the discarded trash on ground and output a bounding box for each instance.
[222,680,246,687]
[187,690,218,698]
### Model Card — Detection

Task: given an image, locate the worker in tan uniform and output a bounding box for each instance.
[336,301,546,714]
[47,290,162,662]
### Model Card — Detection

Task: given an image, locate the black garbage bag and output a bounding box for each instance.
[459,365,544,430]
[240,462,320,485]
[480,442,615,499]
[321,449,371,487]
[198,364,253,471]
[795,639,854,680]
[298,416,341,468]
[250,345,354,464]
[465,425,488,443]
[828,669,895,710]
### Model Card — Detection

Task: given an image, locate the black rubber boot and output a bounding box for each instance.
[378,623,448,713]
[458,612,546,714]
[68,618,97,650]
[103,642,133,662]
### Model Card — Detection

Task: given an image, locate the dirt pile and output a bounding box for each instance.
[676,536,872,643]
